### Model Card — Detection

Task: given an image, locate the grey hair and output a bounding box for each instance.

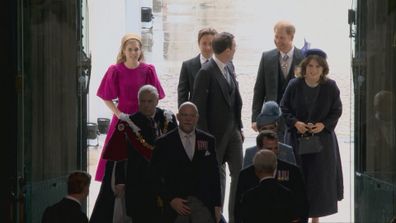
[138,84,159,100]
[253,150,277,174]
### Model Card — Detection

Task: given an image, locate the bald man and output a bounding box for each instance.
[151,102,222,223]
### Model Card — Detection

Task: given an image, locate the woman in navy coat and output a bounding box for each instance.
[280,49,343,223]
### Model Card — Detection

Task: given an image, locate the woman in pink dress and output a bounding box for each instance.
[90,33,165,222]
[95,33,165,182]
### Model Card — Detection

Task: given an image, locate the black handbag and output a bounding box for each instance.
[298,134,323,155]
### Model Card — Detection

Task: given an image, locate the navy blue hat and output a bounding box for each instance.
[256,101,282,128]
[304,48,327,59]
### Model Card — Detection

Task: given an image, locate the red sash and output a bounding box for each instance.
[102,120,153,161]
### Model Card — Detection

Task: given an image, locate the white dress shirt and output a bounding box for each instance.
[179,129,196,160]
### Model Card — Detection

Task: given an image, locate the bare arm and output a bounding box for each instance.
[103,100,122,118]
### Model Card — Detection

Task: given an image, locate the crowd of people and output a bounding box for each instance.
[42,20,346,223]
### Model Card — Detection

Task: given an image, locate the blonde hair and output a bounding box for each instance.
[116,33,144,64]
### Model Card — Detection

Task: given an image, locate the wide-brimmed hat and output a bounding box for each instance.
[256,101,282,127]
[303,48,327,59]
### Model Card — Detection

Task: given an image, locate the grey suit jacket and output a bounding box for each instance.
[243,143,296,168]
[251,47,303,122]
[192,59,243,138]
[177,55,201,107]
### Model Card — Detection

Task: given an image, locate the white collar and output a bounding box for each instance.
[280,47,294,59]
[65,195,81,206]
[200,54,210,64]
[260,176,275,182]
[213,56,227,74]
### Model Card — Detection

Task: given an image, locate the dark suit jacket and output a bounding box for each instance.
[192,59,243,136]
[251,47,303,122]
[177,55,202,107]
[42,198,88,223]
[151,128,221,222]
[241,178,294,223]
[235,160,308,223]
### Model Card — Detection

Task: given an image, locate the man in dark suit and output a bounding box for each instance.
[177,28,217,107]
[192,32,243,223]
[42,171,91,223]
[240,149,294,223]
[89,85,178,223]
[235,130,308,223]
[251,21,303,134]
[151,102,222,223]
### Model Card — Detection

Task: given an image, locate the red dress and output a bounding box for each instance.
[95,62,165,181]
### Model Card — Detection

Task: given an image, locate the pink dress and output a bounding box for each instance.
[95,62,165,181]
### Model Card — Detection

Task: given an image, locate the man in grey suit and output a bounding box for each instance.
[192,32,243,223]
[177,28,217,107]
[251,21,304,135]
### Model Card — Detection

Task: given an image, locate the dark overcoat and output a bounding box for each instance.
[177,54,201,107]
[280,77,344,217]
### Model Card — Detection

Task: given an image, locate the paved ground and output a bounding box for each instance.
[88,0,354,222]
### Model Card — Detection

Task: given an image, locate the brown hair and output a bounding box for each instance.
[256,130,278,149]
[296,55,329,83]
[67,171,91,194]
[212,32,234,54]
[197,28,217,43]
[116,33,144,63]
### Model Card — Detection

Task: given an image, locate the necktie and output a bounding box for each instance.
[281,54,289,77]
[224,68,232,86]
[185,134,194,160]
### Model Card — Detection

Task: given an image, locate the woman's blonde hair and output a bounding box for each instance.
[116,33,144,64]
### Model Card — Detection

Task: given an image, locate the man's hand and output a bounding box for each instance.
[214,206,222,223]
[170,198,191,216]
[251,122,258,132]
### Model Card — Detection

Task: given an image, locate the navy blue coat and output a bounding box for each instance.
[280,77,343,217]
